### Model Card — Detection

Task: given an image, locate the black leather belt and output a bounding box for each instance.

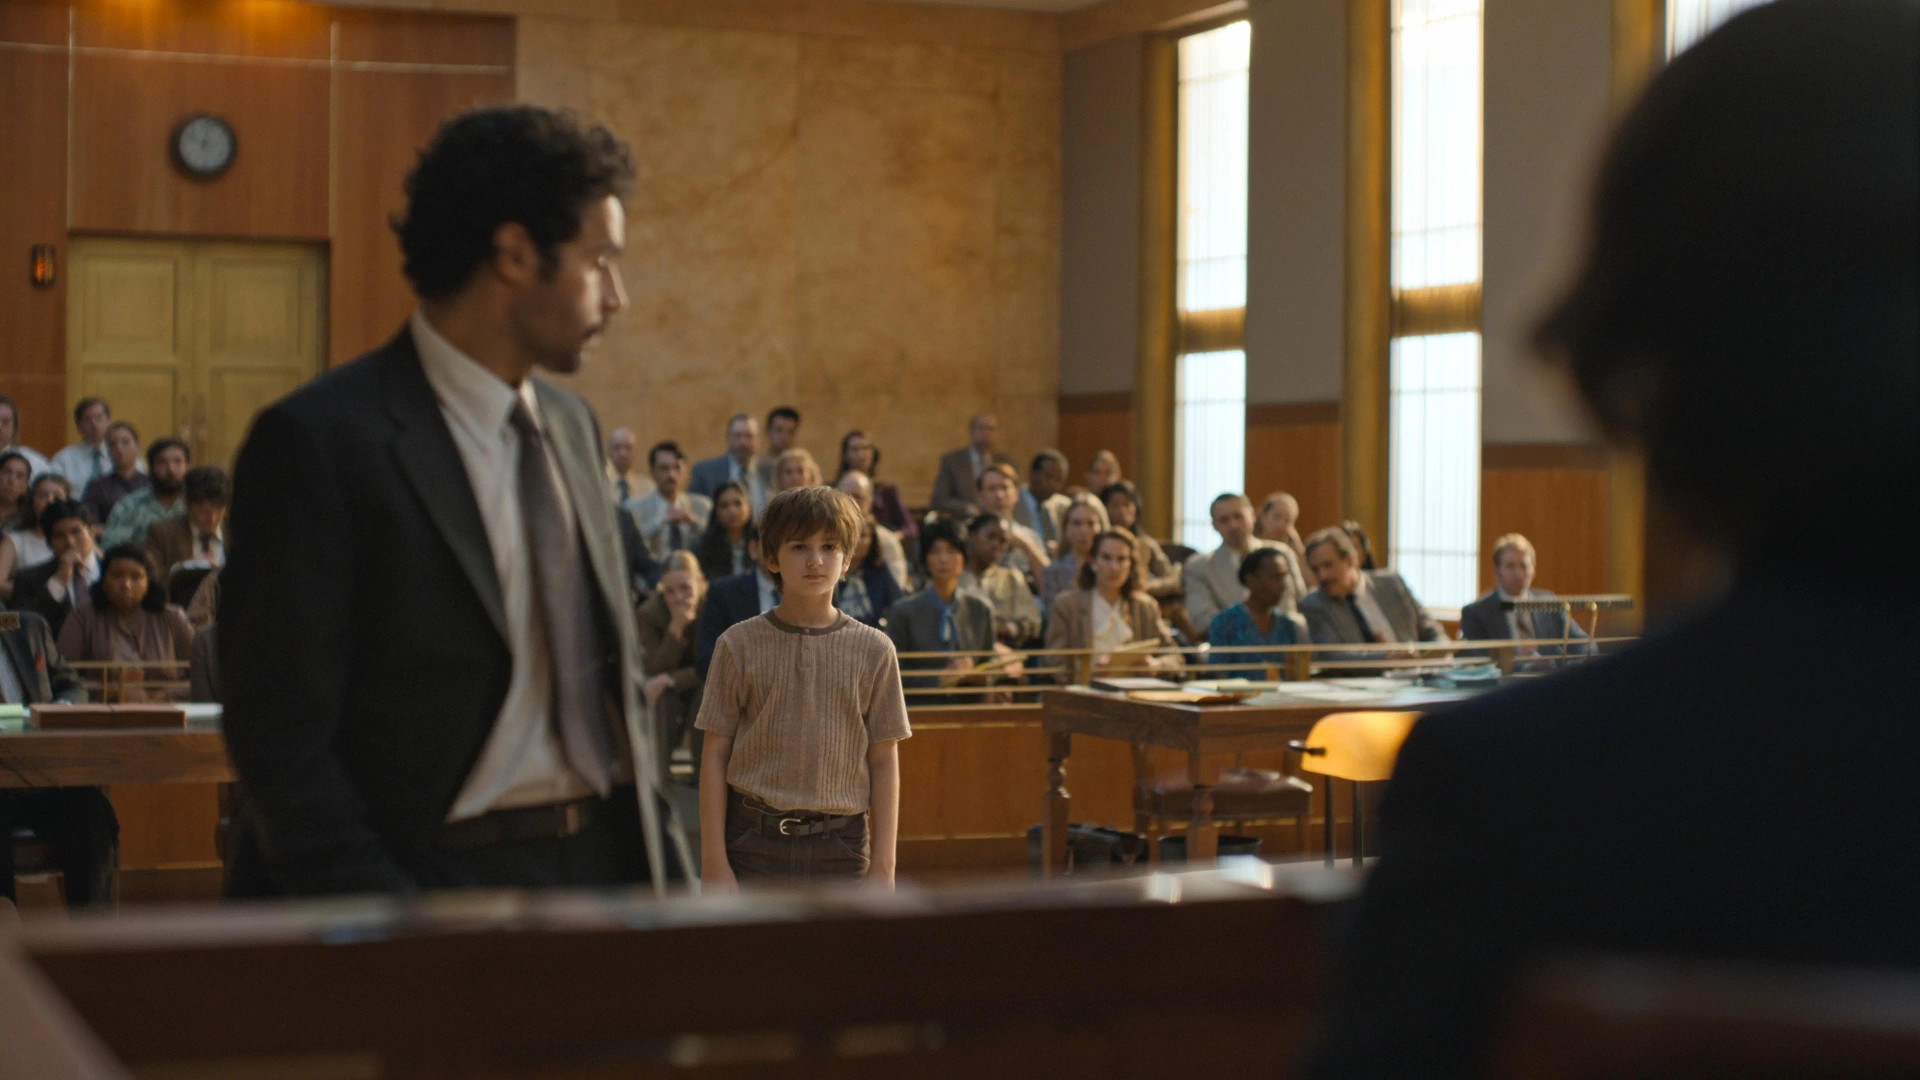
[438,795,605,851]
[730,791,863,839]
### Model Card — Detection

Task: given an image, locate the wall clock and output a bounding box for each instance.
[172,114,237,180]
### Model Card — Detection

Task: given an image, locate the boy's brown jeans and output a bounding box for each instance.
[723,789,869,884]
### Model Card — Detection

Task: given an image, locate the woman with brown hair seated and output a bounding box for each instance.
[1044,529,1178,679]
[55,542,193,702]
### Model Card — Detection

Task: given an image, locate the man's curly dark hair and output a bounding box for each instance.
[391,106,636,302]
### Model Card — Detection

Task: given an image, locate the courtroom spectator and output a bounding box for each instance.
[1340,519,1378,570]
[144,465,227,592]
[692,481,756,583]
[605,426,652,504]
[1038,496,1109,610]
[80,422,148,525]
[627,441,710,561]
[0,609,113,911]
[755,406,801,496]
[930,413,1012,518]
[1207,547,1308,669]
[1083,449,1122,496]
[1255,491,1307,564]
[960,515,1041,646]
[0,395,50,477]
[974,462,1049,576]
[885,519,1005,703]
[836,516,903,629]
[13,500,101,638]
[1458,533,1590,663]
[1045,530,1178,675]
[688,413,766,514]
[1309,5,1920,1076]
[1298,526,1442,650]
[637,551,707,785]
[836,429,916,539]
[772,447,822,493]
[57,543,193,703]
[103,437,189,548]
[189,624,220,704]
[1015,450,1071,554]
[834,470,912,590]
[1099,481,1182,598]
[0,472,71,596]
[1183,494,1297,639]
[693,533,777,679]
[50,398,115,494]
[186,568,220,630]
[0,452,28,531]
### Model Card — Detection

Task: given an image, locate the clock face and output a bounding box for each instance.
[173,115,236,179]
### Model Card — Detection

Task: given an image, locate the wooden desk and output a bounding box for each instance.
[1039,684,1476,873]
[0,716,233,789]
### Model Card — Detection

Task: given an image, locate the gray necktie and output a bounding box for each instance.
[509,401,613,796]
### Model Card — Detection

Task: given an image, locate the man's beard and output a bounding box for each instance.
[152,476,184,497]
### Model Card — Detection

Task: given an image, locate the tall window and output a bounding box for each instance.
[1667,0,1772,56]
[1388,0,1482,607]
[1173,20,1250,548]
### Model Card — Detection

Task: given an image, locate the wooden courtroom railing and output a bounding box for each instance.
[6,862,1358,1079]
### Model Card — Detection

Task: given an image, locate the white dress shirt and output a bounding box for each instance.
[1349,574,1399,644]
[43,552,102,606]
[623,489,712,561]
[727,455,768,516]
[411,311,596,821]
[51,442,113,492]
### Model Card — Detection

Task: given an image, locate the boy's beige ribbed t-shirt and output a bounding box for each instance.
[695,611,911,815]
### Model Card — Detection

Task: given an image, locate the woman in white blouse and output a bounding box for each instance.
[1043,530,1178,681]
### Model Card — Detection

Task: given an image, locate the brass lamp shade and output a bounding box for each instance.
[1296,711,1420,782]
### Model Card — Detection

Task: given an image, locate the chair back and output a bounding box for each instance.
[1293,711,1418,782]
[167,566,213,611]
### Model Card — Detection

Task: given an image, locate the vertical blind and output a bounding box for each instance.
[1388,0,1483,607]
[1173,20,1251,548]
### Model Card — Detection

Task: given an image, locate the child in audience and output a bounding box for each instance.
[697,486,910,891]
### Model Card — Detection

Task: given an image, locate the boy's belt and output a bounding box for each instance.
[731,791,864,839]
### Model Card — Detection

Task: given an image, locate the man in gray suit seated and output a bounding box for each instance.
[1458,533,1589,666]
[1299,526,1443,653]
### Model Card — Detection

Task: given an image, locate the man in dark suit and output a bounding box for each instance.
[1298,526,1444,650]
[1458,533,1589,664]
[14,499,102,639]
[929,413,1012,519]
[144,465,227,593]
[1308,4,1920,1076]
[0,610,116,909]
[687,413,765,514]
[221,105,680,897]
[694,547,776,680]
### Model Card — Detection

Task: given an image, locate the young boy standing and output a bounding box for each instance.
[696,486,910,890]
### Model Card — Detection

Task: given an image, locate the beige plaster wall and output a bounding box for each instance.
[517,14,1061,503]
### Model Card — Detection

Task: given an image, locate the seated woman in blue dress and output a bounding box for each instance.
[1207,547,1308,672]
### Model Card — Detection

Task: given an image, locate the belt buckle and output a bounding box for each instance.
[561,803,582,837]
[777,817,803,836]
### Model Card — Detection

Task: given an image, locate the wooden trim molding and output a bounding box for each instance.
[1062,0,1247,52]
[1342,0,1391,549]
[1059,391,1134,414]
[1135,31,1179,541]
[1482,443,1608,470]
[1391,282,1481,338]
[1178,306,1245,355]
[1247,401,1339,426]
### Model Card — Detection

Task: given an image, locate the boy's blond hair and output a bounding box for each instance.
[757,486,864,585]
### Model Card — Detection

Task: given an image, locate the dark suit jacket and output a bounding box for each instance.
[1307,572,1920,1079]
[836,562,902,628]
[929,447,1012,518]
[1299,570,1444,648]
[694,571,764,679]
[0,611,86,705]
[884,587,995,700]
[14,560,84,640]
[219,326,671,897]
[688,454,751,501]
[1459,588,1591,657]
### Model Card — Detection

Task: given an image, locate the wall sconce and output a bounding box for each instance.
[30,245,56,289]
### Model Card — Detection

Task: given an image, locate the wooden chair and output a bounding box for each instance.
[1498,953,1920,1079]
[10,826,62,905]
[1292,710,1418,866]
[1131,746,1313,864]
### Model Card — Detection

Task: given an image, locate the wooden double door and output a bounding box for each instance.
[67,238,325,471]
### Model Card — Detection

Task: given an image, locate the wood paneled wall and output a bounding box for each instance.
[1058,392,1134,487]
[1244,401,1342,535]
[0,0,514,456]
[1479,443,1610,596]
